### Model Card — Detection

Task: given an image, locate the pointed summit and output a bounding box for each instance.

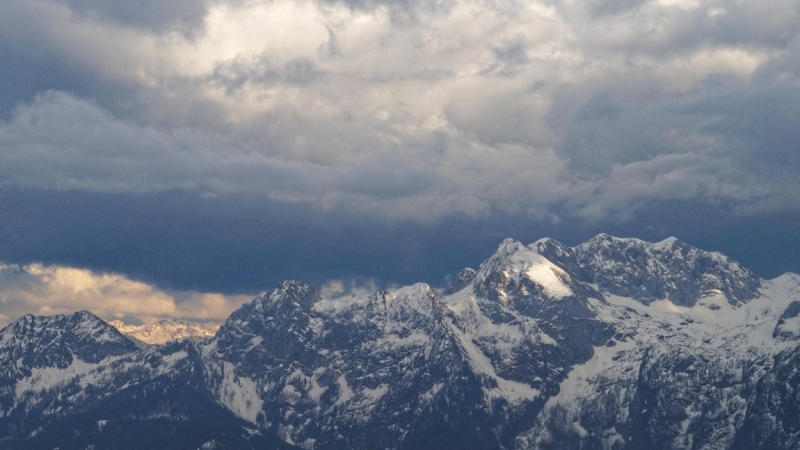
[213,281,323,372]
[472,238,577,302]
[248,280,321,316]
[0,311,138,382]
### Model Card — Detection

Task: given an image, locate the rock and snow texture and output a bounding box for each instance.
[206,281,495,449]
[1,234,800,450]
[0,311,298,450]
[0,311,138,385]
[534,234,762,307]
[109,319,220,344]
[774,300,800,342]
[515,243,799,450]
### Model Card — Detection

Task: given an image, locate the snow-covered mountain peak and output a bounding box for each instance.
[496,237,527,253]
[211,281,324,382]
[385,283,439,311]
[473,238,576,301]
[253,280,321,315]
[109,319,219,344]
[529,237,573,257]
[1,310,134,353]
[768,271,800,287]
[650,235,681,249]
[4,235,800,450]
[568,234,762,306]
[588,232,644,244]
[0,311,137,384]
[575,232,652,256]
[223,282,321,332]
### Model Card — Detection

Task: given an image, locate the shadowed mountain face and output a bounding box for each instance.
[1,234,798,450]
[0,315,299,450]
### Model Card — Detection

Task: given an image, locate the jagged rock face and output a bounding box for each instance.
[514,270,798,450]
[444,267,476,295]
[0,310,140,438]
[203,256,615,449]
[1,234,799,450]
[774,301,800,341]
[731,345,800,449]
[537,234,762,306]
[212,280,324,374]
[625,350,755,450]
[207,283,502,449]
[0,311,137,383]
[0,315,300,450]
[455,239,614,401]
[520,346,762,450]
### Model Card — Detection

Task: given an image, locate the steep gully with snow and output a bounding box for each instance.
[1,234,799,449]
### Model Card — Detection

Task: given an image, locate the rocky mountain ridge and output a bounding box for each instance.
[1,234,798,450]
[108,319,220,345]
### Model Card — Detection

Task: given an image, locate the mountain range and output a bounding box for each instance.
[108,319,220,345]
[1,234,799,450]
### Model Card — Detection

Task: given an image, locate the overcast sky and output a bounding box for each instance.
[1,0,799,326]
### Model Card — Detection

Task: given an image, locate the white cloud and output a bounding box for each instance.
[320,277,382,300]
[0,263,252,328]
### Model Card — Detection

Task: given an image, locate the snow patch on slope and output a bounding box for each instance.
[335,374,354,406]
[216,362,263,423]
[14,356,99,402]
[446,319,539,404]
[517,253,574,299]
[519,272,800,449]
[544,331,636,409]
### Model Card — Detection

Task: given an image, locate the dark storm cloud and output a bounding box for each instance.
[338,163,435,198]
[1,189,798,299]
[0,91,335,197]
[559,83,800,207]
[1,0,800,311]
[2,0,795,223]
[673,86,800,171]
[0,45,86,119]
[0,188,484,293]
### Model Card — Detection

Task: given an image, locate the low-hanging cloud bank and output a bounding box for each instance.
[0,0,798,223]
[0,262,252,328]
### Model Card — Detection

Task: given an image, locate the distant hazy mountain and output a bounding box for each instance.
[1,234,798,450]
[109,319,220,344]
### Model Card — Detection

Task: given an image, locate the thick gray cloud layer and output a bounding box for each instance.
[1,0,799,221]
[0,0,799,304]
